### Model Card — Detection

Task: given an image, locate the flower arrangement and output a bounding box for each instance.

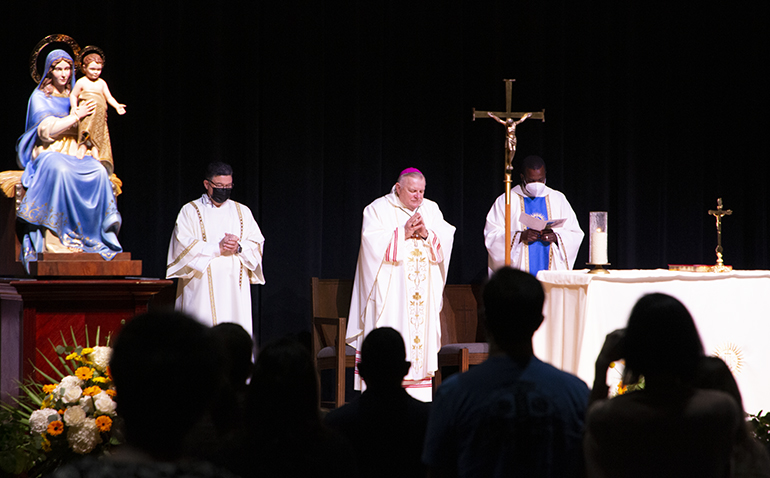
[608,360,645,397]
[0,328,120,477]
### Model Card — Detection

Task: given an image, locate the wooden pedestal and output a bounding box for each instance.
[0,278,173,402]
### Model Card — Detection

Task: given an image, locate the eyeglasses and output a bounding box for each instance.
[207,180,234,189]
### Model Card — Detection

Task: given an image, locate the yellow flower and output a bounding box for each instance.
[42,384,57,394]
[93,377,108,383]
[95,415,112,432]
[47,420,64,436]
[66,353,79,361]
[75,367,94,381]
[609,362,616,369]
[616,383,628,395]
[83,386,102,397]
[81,348,94,355]
[41,436,52,452]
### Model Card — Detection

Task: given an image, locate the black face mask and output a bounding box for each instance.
[210,187,232,204]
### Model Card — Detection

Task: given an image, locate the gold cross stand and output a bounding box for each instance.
[708,198,733,272]
[473,79,545,266]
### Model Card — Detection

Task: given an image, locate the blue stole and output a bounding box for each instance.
[523,196,549,275]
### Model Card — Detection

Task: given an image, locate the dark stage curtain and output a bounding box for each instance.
[2,2,767,345]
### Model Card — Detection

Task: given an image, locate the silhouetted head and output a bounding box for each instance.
[624,293,704,380]
[693,356,743,412]
[358,327,411,390]
[211,323,254,389]
[248,337,319,426]
[110,311,220,460]
[482,267,545,354]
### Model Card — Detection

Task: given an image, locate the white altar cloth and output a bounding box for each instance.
[534,269,770,414]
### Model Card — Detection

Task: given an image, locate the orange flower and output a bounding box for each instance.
[43,384,57,394]
[47,420,64,436]
[104,389,117,397]
[83,386,102,397]
[616,383,628,395]
[95,415,112,432]
[58,409,65,415]
[75,367,94,381]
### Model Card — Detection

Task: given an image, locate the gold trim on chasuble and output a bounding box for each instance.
[235,202,244,288]
[191,202,218,325]
[166,239,200,270]
[517,194,554,271]
[405,237,430,376]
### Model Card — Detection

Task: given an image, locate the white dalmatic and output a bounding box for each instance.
[166,194,265,336]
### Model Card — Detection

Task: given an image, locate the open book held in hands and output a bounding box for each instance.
[519,213,567,231]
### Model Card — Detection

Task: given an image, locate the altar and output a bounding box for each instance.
[533,269,770,414]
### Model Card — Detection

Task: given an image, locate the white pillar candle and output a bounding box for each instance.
[591,230,608,264]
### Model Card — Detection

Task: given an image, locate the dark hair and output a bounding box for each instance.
[211,323,254,388]
[81,52,104,69]
[359,327,407,384]
[521,155,545,171]
[482,267,545,348]
[624,293,704,379]
[205,161,233,180]
[110,312,221,460]
[248,337,319,426]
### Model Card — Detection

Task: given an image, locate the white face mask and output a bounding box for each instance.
[524,181,546,197]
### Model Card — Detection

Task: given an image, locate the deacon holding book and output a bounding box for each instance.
[484,155,583,276]
[346,168,455,400]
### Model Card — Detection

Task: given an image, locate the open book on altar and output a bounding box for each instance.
[519,213,567,231]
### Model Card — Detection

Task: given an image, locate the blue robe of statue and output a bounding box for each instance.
[15,50,122,272]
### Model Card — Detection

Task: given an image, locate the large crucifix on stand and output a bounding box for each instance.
[473,79,545,266]
[708,198,733,272]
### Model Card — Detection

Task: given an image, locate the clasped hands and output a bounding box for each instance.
[405,213,428,240]
[219,233,240,255]
[520,228,557,245]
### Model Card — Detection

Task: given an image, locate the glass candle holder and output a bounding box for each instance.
[589,211,608,265]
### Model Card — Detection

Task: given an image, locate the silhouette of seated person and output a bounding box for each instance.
[423,267,589,478]
[693,356,770,477]
[324,326,431,478]
[585,293,743,478]
[230,336,355,478]
[48,311,236,478]
[183,323,254,468]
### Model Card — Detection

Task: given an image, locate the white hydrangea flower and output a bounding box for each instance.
[78,396,94,415]
[67,418,102,454]
[63,405,86,427]
[61,385,83,404]
[88,346,112,372]
[58,375,83,391]
[29,408,59,434]
[93,391,117,416]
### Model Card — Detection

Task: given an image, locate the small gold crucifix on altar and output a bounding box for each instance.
[708,198,733,272]
[473,79,545,266]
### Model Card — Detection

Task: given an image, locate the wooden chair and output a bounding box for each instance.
[310,277,355,409]
[434,284,489,396]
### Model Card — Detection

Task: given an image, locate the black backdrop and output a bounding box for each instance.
[2,2,767,345]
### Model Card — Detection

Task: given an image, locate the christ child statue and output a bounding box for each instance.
[70,52,126,171]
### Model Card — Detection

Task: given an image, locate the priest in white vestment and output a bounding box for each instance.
[484,155,583,276]
[346,168,455,400]
[166,162,265,337]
